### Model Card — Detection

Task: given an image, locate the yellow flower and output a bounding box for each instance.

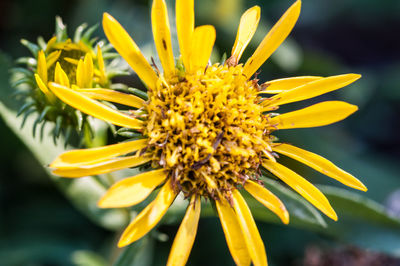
[48,1,367,265]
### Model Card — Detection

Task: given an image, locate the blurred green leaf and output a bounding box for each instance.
[114,236,154,266]
[72,250,108,266]
[0,100,129,231]
[321,185,400,228]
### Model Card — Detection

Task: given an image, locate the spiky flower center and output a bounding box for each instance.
[146,64,273,200]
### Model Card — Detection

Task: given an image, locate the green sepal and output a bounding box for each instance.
[20,39,40,57]
[55,16,68,42]
[17,101,35,117]
[73,23,88,43]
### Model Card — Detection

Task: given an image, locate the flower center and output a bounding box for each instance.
[145,64,273,200]
[47,42,86,82]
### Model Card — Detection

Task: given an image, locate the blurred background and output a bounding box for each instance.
[0,0,400,265]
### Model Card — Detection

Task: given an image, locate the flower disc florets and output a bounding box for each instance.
[146,64,273,200]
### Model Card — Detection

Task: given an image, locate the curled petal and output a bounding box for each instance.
[244,180,289,224]
[273,143,367,191]
[118,179,177,247]
[263,160,337,220]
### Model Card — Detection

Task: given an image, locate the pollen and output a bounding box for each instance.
[145,64,273,200]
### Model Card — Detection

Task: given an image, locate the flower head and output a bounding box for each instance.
[48,0,366,265]
[11,17,126,142]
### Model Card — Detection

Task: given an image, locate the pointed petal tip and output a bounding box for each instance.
[282,210,290,224]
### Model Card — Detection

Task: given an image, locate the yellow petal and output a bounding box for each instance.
[76,58,85,87]
[48,82,143,129]
[63,57,79,66]
[52,155,151,178]
[76,53,94,88]
[269,101,358,130]
[273,143,367,191]
[216,199,251,266]
[262,160,337,220]
[45,36,57,52]
[244,180,289,224]
[259,76,322,94]
[37,50,48,84]
[46,50,62,68]
[230,6,261,65]
[76,88,145,109]
[97,46,107,85]
[54,62,70,87]
[103,13,158,90]
[84,53,94,87]
[98,169,168,208]
[232,190,268,266]
[118,180,176,247]
[152,0,175,77]
[243,0,301,78]
[50,139,148,168]
[167,196,201,266]
[176,0,194,71]
[264,74,361,106]
[190,25,216,71]
[34,74,55,103]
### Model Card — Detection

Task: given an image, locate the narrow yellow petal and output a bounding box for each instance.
[216,200,251,266]
[167,196,201,266]
[83,53,94,87]
[259,76,322,94]
[176,0,194,71]
[232,190,268,266]
[152,0,175,77]
[76,58,85,88]
[243,0,301,78]
[37,50,48,84]
[63,57,79,66]
[262,160,337,220]
[48,83,143,129]
[244,180,289,224]
[97,46,107,85]
[46,50,62,68]
[98,169,168,208]
[103,13,158,90]
[76,88,145,109]
[50,139,148,168]
[45,36,57,52]
[273,143,367,191]
[230,6,261,65]
[54,62,70,87]
[118,180,176,247]
[34,74,56,103]
[190,25,216,71]
[264,74,361,106]
[269,101,358,130]
[52,155,151,178]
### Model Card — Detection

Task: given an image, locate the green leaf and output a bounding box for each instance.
[71,250,108,266]
[315,185,400,256]
[0,101,129,231]
[321,185,400,228]
[114,236,154,266]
